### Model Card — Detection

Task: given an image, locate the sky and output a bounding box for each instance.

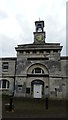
[0,0,67,57]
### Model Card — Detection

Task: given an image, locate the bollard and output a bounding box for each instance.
[9,94,13,112]
[45,97,48,109]
[9,96,12,111]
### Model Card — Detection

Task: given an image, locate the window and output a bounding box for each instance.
[0,80,9,89]
[26,88,30,94]
[32,67,44,74]
[2,80,6,88]
[2,62,8,69]
[35,68,41,73]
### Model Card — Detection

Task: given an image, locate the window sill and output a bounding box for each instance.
[0,88,9,91]
[2,70,8,72]
[27,74,49,77]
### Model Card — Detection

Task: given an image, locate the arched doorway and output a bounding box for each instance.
[27,63,49,98]
[31,80,44,98]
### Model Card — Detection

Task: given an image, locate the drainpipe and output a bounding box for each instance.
[13,58,17,96]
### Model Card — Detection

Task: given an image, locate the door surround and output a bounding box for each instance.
[31,80,44,98]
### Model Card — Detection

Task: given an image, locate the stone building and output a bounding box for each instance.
[0,20,68,99]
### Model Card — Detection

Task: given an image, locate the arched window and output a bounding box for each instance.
[32,67,44,74]
[0,80,9,89]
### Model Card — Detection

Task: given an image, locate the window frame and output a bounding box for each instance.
[2,62,8,70]
[32,67,44,74]
[0,80,9,89]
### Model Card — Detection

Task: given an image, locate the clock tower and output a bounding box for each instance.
[33,20,46,44]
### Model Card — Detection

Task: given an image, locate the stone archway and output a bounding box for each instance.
[27,63,49,75]
[26,63,49,98]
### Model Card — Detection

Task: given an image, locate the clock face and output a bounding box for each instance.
[35,34,43,41]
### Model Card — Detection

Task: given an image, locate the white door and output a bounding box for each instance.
[33,84,42,98]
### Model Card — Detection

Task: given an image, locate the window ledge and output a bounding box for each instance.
[2,69,8,72]
[0,88,9,91]
[27,74,49,77]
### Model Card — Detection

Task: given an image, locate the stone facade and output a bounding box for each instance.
[0,20,68,99]
[0,58,16,95]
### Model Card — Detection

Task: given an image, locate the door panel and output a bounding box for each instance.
[33,84,42,98]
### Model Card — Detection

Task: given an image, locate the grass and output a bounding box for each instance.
[2,95,67,118]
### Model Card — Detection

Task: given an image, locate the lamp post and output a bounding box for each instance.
[9,93,13,111]
[9,83,14,112]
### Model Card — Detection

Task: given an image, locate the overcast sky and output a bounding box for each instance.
[0,0,67,57]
